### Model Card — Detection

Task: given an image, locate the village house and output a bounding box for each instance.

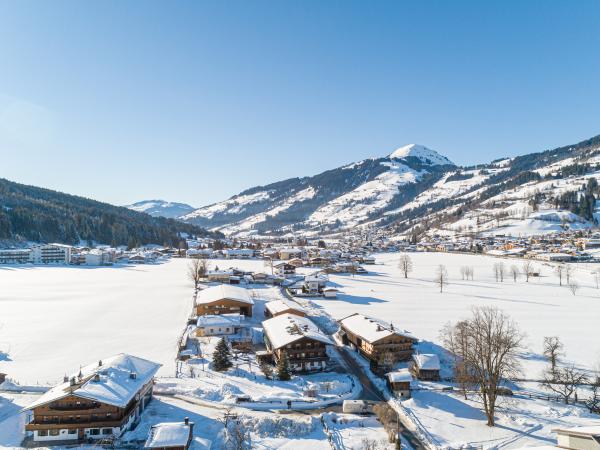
[206,270,234,283]
[24,354,160,444]
[278,248,303,260]
[195,285,254,317]
[338,313,416,373]
[144,418,196,450]
[552,425,600,449]
[386,369,412,399]
[411,354,441,381]
[195,314,243,337]
[274,262,296,276]
[262,314,333,372]
[264,300,306,318]
[287,257,304,267]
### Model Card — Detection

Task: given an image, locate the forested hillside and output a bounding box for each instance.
[0,178,220,246]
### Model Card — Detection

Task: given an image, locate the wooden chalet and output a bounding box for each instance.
[195,285,254,317]
[411,354,440,381]
[262,314,333,372]
[264,300,306,318]
[386,369,412,399]
[144,418,195,450]
[338,313,416,373]
[24,354,160,444]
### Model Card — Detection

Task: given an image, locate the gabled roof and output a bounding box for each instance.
[262,314,333,350]
[196,284,254,305]
[386,368,413,383]
[145,422,193,448]
[265,300,305,316]
[413,353,440,371]
[25,354,161,410]
[197,313,243,328]
[339,313,416,344]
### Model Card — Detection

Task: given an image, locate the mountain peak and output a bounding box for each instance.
[389,144,454,166]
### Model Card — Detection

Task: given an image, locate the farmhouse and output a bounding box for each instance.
[264,300,306,318]
[386,369,412,399]
[553,425,600,449]
[195,285,254,317]
[262,314,333,372]
[195,314,243,337]
[338,313,416,372]
[274,262,296,276]
[411,354,440,381]
[24,354,160,444]
[144,418,195,450]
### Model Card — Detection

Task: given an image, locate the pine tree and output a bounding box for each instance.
[212,337,232,372]
[276,353,291,381]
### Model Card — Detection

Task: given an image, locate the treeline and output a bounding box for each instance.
[552,178,599,221]
[0,178,221,247]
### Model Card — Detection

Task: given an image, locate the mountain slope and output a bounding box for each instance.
[182,144,455,235]
[0,179,220,246]
[126,200,195,219]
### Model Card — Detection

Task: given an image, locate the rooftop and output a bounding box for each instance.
[339,313,415,344]
[196,284,254,305]
[145,421,193,448]
[262,314,333,350]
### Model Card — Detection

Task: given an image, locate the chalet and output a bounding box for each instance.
[264,300,306,318]
[262,314,333,372]
[411,354,440,381]
[145,418,195,450]
[206,270,233,283]
[223,249,254,259]
[24,354,160,444]
[274,262,296,276]
[195,285,254,317]
[322,287,338,298]
[288,258,304,267]
[279,248,303,260]
[338,313,416,373]
[386,369,412,399]
[553,425,600,449]
[195,314,243,337]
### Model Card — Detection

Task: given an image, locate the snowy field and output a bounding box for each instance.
[0,259,193,385]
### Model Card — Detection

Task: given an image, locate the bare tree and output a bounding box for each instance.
[586,375,600,413]
[593,271,600,289]
[568,281,579,296]
[441,320,476,400]
[460,266,467,280]
[435,264,448,293]
[188,258,209,290]
[442,306,523,426]
[493,262,505,282]
[522,260,534,282]
[466,266,474,280]
[566,265,574,285]
[398,254,413,279]
[542,365,588,404]
[543,336,563,377]
[510,265,519,282]
[555,264,565,286]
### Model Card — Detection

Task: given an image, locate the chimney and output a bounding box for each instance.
[93,373,100,382]
[184,417,189,425]
[98,360,102,367]
[70,377,76,386]
[63,375,69,383]
[129,372,137,380]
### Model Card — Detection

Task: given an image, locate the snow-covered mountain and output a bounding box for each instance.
[181,144,455,235]
[126,200,195,219]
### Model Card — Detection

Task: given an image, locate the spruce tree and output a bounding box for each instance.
[276,353,291,381]
[212,337,232,371]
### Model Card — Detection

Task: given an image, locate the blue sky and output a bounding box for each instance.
[1,1,600,207]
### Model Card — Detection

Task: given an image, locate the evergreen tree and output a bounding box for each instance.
[276,353,291,381]
[212,337,232,371]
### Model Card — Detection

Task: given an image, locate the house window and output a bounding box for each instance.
[68,429,77,434]
[102,428,112,435]
[38,430,48,437]
[49,429,59,436]
[89,428,100,436]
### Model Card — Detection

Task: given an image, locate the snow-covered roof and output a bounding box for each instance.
[25,354,161,410]
[196,313,243,328]
[413,353,440,371]
[265,300,305,316]
[553,425,600,436]
[386,368,413,383]
[262,314,333,350]
[339,313,415,344]
[196,284,254,305]
[145,421,193,448]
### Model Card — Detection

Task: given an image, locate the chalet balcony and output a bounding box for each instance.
[47,402,102,411]
[25,416,124,430]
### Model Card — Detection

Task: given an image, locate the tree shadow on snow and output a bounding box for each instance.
[412,391,486,421]
[329,294,387,305]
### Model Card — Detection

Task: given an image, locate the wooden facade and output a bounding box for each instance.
[269,336,329,372]
[195,298,253,317]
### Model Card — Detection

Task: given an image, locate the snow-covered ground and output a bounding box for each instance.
[0,259,193,385]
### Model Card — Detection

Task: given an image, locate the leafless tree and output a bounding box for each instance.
[435,264,448,293]
[586,375,600,413]
[466,266,474,280]
[566,265,574,285]
[188,258,209,290]
[593,271,600,289]
[555,264,565,286]
[493,262,505,282]
[460,266,467,280]
[542,365,588,404]
[543,336,564,377]
[510,265,519,282]
[398,254,413,279]
[522,260,534,282]
[568,281,579,296]
[441,306,523,426]
[441,320,476,400]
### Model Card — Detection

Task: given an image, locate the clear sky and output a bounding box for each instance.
[1,0,600,207]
